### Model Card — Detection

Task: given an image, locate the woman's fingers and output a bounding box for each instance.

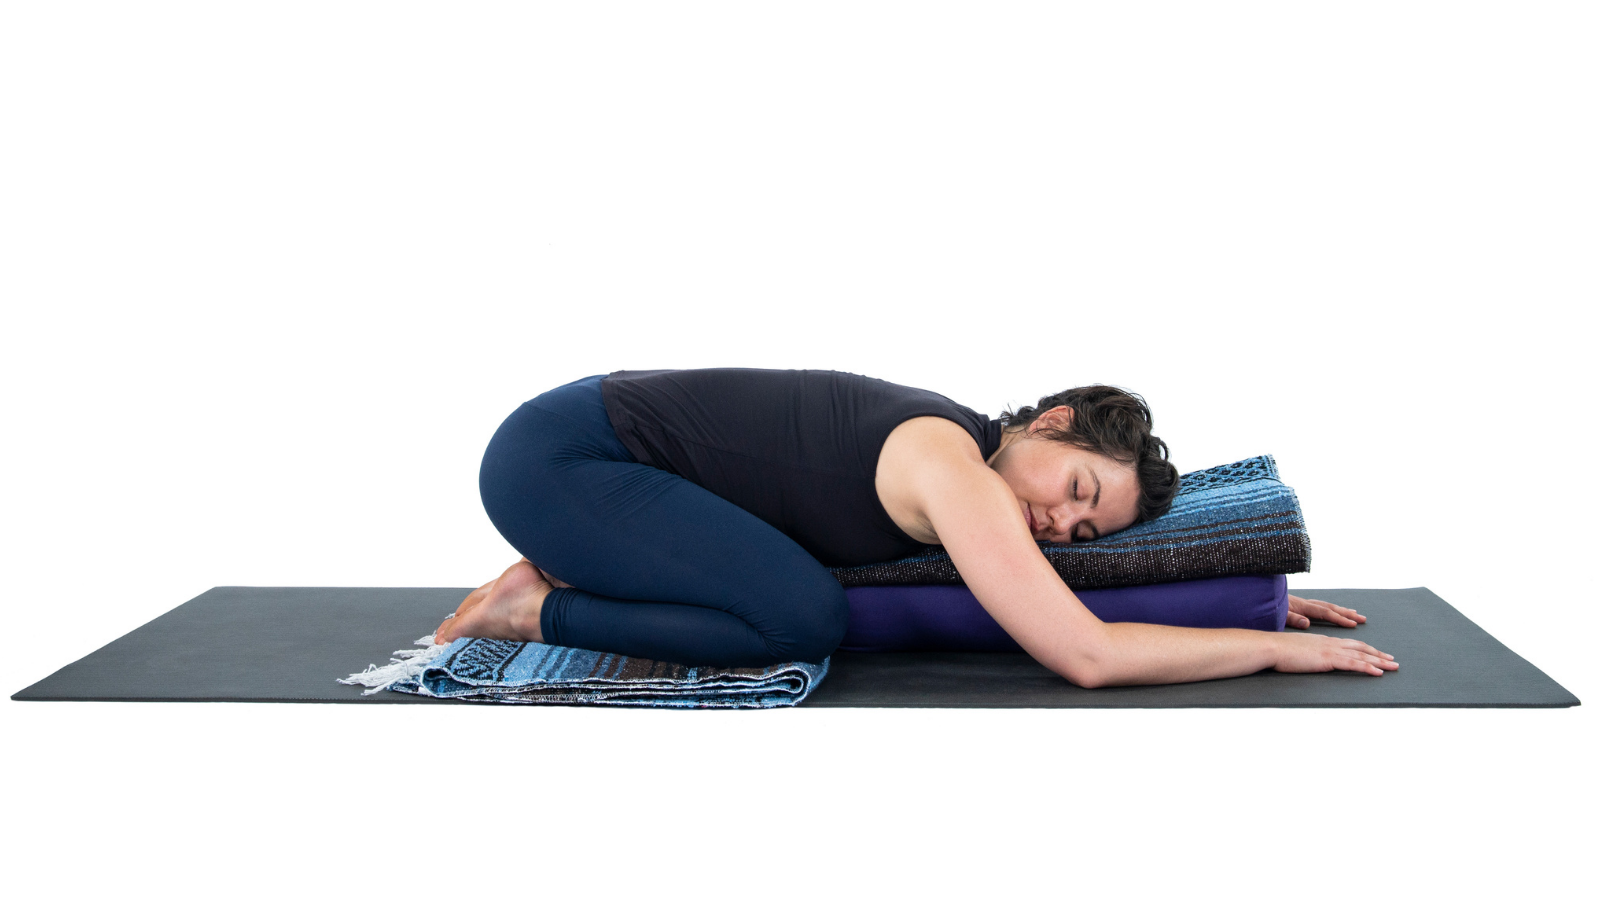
[1275,633,1397,676]
[1288,594,1369,628]
[1312,602,1363,624]
[1337,638,1398,675]
[1286,595,1318,628]
[1339,638,1393,659]
[1316,601,1366,626]
[1337,650,1388,672]
[1353,652,1396,672]
[1330,652,1387,675]
[1346,652,1397,675]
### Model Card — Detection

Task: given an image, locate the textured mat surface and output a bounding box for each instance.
[12,586,1578,708]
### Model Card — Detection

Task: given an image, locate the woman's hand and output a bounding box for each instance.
[1287,593,1367,629]
[1272,632,1398,676]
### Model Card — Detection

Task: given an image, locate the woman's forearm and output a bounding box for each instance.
[1084,622,1281,687]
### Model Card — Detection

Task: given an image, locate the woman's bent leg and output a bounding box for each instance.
[478,396,848,668]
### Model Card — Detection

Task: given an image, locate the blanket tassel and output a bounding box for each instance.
[338,632,452,696]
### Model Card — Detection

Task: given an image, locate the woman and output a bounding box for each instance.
[434,368,1396,686]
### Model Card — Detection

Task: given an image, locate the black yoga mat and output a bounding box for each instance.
[11,586,1578,708]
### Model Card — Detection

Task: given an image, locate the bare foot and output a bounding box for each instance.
[435,558,554,645]
[442,558,560,622]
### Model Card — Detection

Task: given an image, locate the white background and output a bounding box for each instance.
[3,2,1594,896]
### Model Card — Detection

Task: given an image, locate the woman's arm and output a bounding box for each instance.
[907,426,1395,687]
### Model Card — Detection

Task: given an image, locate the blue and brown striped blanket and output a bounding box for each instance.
[341,634,828,708]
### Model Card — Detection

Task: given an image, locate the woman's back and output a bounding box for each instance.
[601,367,1002,566]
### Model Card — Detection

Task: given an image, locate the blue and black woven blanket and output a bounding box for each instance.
[828,455,1311,589]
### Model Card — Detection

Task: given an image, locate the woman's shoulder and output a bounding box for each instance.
[874,416,994,544]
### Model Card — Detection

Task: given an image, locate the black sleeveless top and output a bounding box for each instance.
[601,368,1004,567]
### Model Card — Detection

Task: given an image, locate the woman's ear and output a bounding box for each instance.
[1031,405,1075,434]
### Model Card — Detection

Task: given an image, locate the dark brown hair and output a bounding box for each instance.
[997,384,1180,524]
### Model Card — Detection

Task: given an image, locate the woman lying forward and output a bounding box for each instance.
[435,368,1395,687]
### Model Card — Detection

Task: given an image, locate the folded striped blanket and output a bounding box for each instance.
[829,455,1310,589]
[340,633,827,708]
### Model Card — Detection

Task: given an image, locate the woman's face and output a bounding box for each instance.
[987,406,1142,544]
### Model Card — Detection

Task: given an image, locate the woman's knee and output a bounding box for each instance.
[762,577,850,663]
[479,403,545,498]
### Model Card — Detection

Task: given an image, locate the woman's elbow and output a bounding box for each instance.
[1063,666,1109,690]
[1049,654,1110,690]
[1041,631,1116,689]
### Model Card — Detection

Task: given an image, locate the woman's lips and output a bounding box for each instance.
[1025,506,1036,534]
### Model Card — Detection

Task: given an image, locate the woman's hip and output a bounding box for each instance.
[484,373,631,466]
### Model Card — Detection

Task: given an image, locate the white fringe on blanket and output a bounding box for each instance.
[338,632,452,696]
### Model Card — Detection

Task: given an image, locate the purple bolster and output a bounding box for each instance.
[840,574,1289,652]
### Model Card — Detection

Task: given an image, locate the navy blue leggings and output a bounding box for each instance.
[477,374,850,667]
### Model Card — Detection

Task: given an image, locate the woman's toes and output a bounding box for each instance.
[436,611,464,643]
[452,584,491,618]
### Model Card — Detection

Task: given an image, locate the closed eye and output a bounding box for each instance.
[1071,478,1097,541]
